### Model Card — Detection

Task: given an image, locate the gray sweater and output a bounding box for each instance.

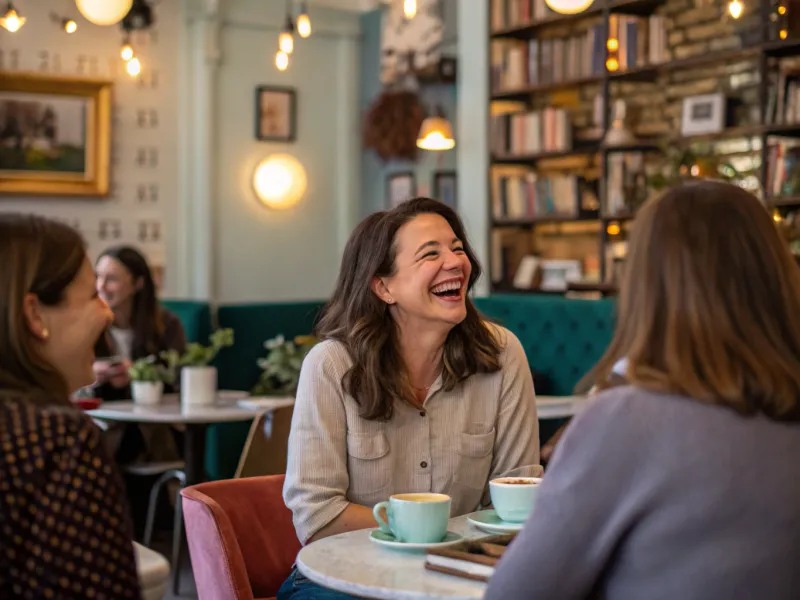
[486,386,800,600]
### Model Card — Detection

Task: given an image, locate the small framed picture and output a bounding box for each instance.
[433,170,457,209]
[387,172,416,208]
[255,86,296,142]
[681,93,725,137]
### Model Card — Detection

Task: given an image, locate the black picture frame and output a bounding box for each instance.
[255,85,297,142]
[433,170,457,209]
[386,172,416,208]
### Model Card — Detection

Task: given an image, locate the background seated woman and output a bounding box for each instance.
[93,245,186,402]
[486,181,800,600]
[280,198,541,600]
[0,214,140,598]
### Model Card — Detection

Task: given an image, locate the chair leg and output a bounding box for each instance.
[143,469,184,548]
[171,489,185,596]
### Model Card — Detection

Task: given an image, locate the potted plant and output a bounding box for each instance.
[128,353,178,406]
[251,334,318,396]
[175,328,234,407]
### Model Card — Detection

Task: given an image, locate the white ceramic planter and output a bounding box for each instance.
[132,381,164,406]
[181,366,218,407]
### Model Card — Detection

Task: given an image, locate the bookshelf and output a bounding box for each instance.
[487,0,800,292]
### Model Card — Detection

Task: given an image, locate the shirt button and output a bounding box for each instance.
[420,461,428,468]
[419,411,426,417]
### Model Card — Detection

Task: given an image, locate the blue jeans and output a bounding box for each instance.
[277,567,361,600]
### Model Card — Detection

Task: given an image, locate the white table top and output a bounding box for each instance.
[536,395,588,419]
[88,392,261,424]
[297,515,492,600]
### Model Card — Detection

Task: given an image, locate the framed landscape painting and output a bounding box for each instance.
[0,72,112,196]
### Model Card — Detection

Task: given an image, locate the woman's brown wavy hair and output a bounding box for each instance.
[0,214,86,405]
[315,197,502,421]
[584,180,800,421]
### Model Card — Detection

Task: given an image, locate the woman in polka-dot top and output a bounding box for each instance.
[0,215,140,599]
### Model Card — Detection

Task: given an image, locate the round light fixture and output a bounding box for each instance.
[75,0,133,26]
[544,0,595,15]
[253,154,307,210]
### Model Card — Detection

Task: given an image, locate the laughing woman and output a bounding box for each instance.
[279,198,541,600]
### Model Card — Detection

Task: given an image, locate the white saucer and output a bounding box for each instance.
[467,509,524,534]
[368,529,463,551]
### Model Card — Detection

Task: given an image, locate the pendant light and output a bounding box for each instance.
[403,0,417,19]
[0,2,26,32]
[417,107,455,151]
[296,1,311,38]
[544,0,595,15]
[75,0,133,26]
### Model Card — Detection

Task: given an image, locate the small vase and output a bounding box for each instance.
[181,366,218,407]
[132,381,164,406]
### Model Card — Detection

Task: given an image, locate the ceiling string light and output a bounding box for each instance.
[273,1,312,71]
[0,2,26,32]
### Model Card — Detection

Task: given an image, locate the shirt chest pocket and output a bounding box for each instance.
[346,431,392,501]
[453,429,495,491]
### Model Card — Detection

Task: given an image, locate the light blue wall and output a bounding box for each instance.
[359,3,459,217]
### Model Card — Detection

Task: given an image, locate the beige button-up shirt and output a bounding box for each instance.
[283,324,541,543]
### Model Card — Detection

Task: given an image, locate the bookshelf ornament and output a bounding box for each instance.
[603,99,636,147]
[545,0,595,15]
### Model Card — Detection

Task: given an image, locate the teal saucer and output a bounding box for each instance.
[368,529,463,552]
[466,509,524,534]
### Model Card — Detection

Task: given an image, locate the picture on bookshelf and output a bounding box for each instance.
[387,172,416,208]
[680,93,725,137]
[433,170,457,209]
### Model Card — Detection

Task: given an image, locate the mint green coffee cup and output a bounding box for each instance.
[489,476,542,522]
[372,493,451,543]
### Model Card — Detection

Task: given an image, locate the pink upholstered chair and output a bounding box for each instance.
[181,475,301,600]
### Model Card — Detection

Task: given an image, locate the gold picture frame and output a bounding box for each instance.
[0,72,112,197]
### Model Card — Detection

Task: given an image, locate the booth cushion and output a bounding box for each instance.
[161,300,213,344]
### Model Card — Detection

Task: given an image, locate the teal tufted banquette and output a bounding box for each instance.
[160,300,213,344]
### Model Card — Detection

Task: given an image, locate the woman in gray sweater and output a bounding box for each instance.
[486,181,800,600]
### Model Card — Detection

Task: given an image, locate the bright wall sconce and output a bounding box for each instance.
[253,154,307,210]
[75,0,133,26]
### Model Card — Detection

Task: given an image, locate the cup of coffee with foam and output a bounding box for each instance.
[372,493,451,543]
[489,476,542,522]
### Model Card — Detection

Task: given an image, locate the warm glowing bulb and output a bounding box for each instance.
[121,43,134,61]
[297,13,311,38]
[778,4,787,14]
[404,0,417,18]
[728,0,743,19]
[279,31,294,54]
[0,8,25,33]
[126,57,141,77]
[607,38,619,51]
[544,0,595,15]
[275,50,289,71]
[607,223,621,236]
[64,19,78,33]
[780,28,788,39]
[606,57,619,71]
[253,155,307,210]
[773,210,782,222]
[75,0,133,26]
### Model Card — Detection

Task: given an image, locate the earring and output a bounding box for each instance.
[387,298,394,304]
[41,328,49,340]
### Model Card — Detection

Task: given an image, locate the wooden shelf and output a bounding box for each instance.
[768,196,800,207]
[762,38,800,58]
[492,75,603,101]
[490,0,665,39]
[763,123,800,137]
[601,210,637,221]
[493,215,600,226]
[492,147,599,163]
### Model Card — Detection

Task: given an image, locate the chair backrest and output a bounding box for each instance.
[235,405,294,479]
[181,475,301,600]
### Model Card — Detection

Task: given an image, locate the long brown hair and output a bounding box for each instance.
[585,180,800,421]
[96,245,164,358]
[315,198,502,421]
[0,214,87,403]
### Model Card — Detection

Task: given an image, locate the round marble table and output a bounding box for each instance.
[297,515,491,600]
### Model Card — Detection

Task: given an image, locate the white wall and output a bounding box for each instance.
[0,0,180,293]
[210,0,361,303]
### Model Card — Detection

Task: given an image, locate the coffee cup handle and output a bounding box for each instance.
[373,501,392,534]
